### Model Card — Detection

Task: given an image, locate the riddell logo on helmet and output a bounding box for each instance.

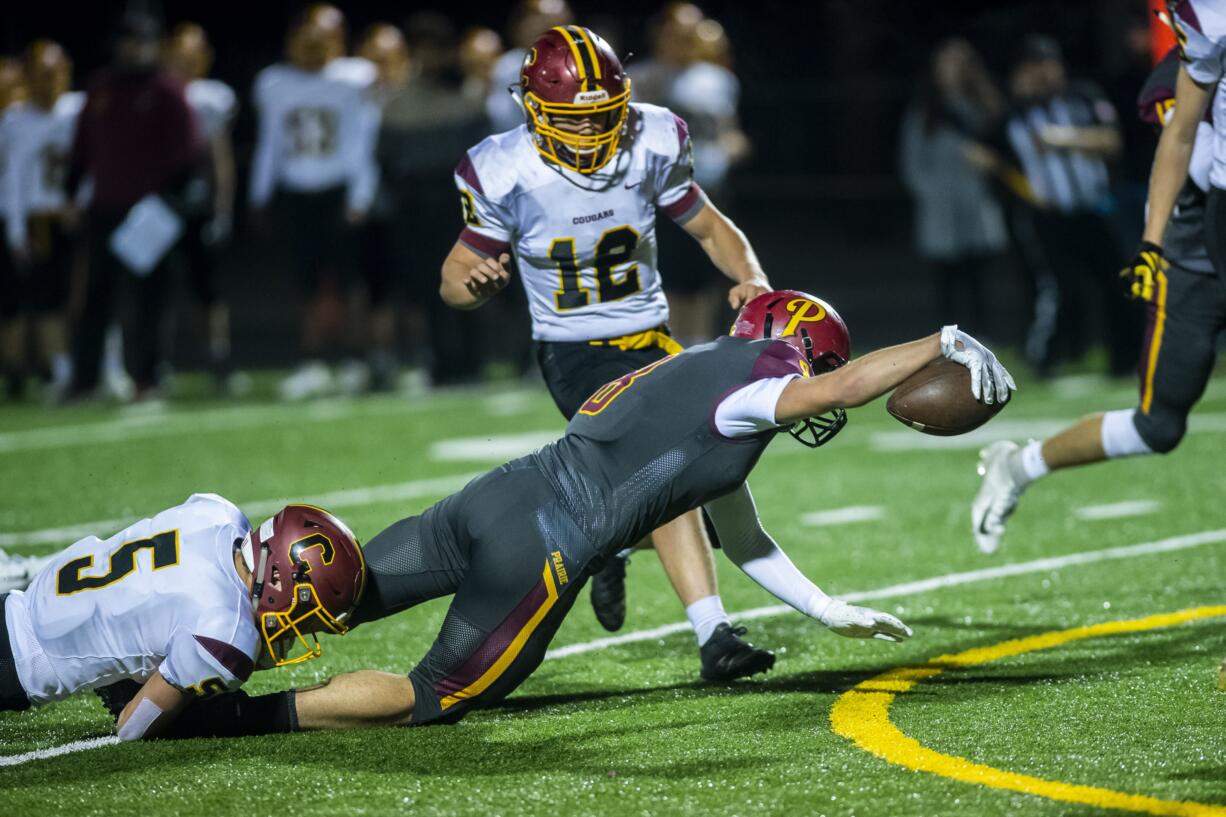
[573,90,610,104]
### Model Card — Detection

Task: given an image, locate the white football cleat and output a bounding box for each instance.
[971,440,1023,554]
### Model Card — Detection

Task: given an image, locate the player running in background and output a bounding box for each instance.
[973,41,1222,548]
[249,4,379,401]
[139,291,1012,735]
[440,25,774,682]
[0,497,365,740]
[162,23,242,394]
[974,1,1226,689]
[0,41,81,402]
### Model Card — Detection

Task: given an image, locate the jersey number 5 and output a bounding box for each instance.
[56,530,180,595]
[550,225,642,311]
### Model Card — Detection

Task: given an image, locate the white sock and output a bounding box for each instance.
[1101,408,1154,458]
[686,595,730,646]
[1009,439,1049,486]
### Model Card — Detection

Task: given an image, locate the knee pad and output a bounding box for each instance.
[1127,406,1186,454]
[1101,408,1158,458]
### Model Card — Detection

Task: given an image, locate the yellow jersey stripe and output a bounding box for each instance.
[552,26,587,81]
[1140,271,1168,414]
[438,563,559,709]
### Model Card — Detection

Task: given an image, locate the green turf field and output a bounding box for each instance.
[0,370,1224,817]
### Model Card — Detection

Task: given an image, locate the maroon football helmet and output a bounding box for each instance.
[518,26,631,173]
[242,504,366,667]
[731,290,852,447]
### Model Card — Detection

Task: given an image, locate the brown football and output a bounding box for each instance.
[886,358,1006,436]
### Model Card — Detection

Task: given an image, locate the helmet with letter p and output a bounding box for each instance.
[731,290,851,447]
[240,504,366,667]
[518,26,630,174]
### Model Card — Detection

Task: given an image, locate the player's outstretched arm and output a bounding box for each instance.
[705,484,912,642]
[775,327,1014,424]
[440,240,511,310]
[114,671,191,741]
[679,201,770,308]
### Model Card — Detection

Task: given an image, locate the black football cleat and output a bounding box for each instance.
[590,554,628,632]
[699,623,776,682]
[94,679,142,722]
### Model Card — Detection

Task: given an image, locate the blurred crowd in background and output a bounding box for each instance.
[0,0,1172,405]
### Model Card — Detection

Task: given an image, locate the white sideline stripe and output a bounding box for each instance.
[0,736,120,767]
[868,412,1226,451]
[4,527,1224,768]
[1074,500,1161,521]
[429,431,559,463]
[800,506,885,527]
[0,397,433,455]
[543,527,1226,660]
[0,473,479,548]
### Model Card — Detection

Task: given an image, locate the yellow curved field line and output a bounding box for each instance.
[830,606,1226,816]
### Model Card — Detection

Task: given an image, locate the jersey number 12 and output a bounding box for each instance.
[550,225,642,311]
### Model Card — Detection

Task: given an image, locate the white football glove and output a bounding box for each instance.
[940,325,1017,406]
[818,599,913,642]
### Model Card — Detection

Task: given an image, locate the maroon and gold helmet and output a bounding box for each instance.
[731,290,852,447]
[242,504,366,667]
[519,26,630,174]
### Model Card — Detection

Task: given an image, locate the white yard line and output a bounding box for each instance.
[429,431,560,462]
[800,506,886,527]
[3,527,1224,767]
[0,397,436,455]
[0,473,480,548]
[544,527,1226,659]
[0,735,120,767]
[868,412,1226,452]
[1073,500,1161,521]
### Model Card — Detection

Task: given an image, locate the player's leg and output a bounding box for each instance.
[972,261,1220,552]
[31,216,74,398]
[0,595,32,712]
[651,509,774,681]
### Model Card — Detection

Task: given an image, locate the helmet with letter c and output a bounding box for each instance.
[240,504,366,667]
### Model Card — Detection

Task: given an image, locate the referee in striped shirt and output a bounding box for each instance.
[1005,35,1141,377]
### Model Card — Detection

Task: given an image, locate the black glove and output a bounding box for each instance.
[1120,241,1168,302]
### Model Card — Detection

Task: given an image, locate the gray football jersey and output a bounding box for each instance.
[531,336,806,560]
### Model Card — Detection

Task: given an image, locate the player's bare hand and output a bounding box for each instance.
[818,599,913,642]
[464,253,512,301]
[728,278,770,309]
[345,207,368,227]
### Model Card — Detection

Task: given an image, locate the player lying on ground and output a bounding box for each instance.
[135,290,1013,737]
[0,496,365,739]
[971,40,1222,555]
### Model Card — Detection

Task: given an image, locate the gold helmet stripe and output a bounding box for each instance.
[571,26,603,80]
[552,25,588,83]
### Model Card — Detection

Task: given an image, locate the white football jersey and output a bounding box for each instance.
[249,60,379,212]
[455,103,707,342]
[4,493,260,706]
[1172,0,1226,189]
[186,78,237,141]
[2,92,84,252]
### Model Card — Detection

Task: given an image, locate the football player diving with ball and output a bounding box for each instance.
[137,291,1014,738]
